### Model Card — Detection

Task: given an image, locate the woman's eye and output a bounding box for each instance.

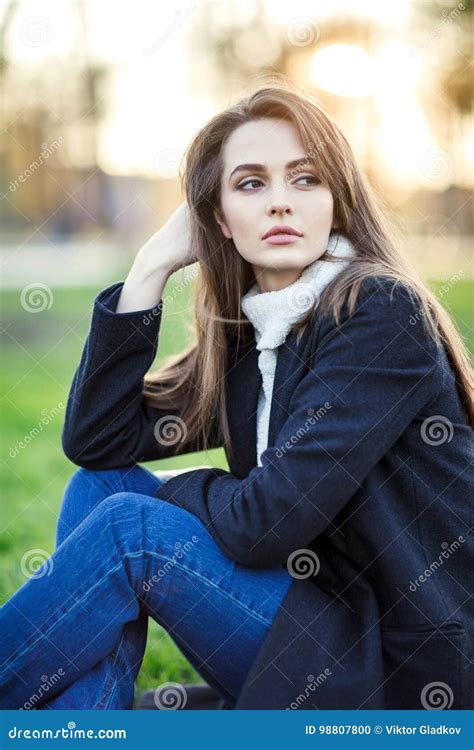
[295,175,320,186]
[236,178,263,190]
[236,175,320,190]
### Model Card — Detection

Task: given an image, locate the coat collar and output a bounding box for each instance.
[240,231,354,353]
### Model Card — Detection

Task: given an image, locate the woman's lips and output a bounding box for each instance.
[263,234,302,245]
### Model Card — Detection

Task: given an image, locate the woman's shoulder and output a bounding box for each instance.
[325,274,428,329]
[354,274,419,307]
[316,273,442,361]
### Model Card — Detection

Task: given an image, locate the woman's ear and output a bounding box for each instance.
[213,208,232,239]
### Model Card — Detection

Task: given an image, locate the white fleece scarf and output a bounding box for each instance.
[240,232,355,466]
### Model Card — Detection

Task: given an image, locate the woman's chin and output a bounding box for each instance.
[252,247,322,269]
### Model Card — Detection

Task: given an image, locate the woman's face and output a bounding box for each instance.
[214,117,336,291]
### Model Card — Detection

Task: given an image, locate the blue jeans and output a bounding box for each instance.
[0,466,293,709]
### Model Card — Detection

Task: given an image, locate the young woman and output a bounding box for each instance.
[1,85,472,711]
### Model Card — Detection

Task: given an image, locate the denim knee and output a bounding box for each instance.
[84,492,172,580]
[91,491,198,556]
[57,467,128,545]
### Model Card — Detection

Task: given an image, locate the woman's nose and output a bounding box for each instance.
[269,203,292,216]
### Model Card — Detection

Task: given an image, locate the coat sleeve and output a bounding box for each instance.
[155,279,444,568]
[61,281,222,469]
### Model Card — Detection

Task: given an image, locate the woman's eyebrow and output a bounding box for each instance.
[228,158,310,182]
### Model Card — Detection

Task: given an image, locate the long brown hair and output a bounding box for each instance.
[143,82,473,455]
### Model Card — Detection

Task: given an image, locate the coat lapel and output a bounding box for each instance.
[224,336,260,477]
[225,322,317,477]
[267,324,316,449]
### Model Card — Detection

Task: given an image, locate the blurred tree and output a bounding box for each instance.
[0,0,111,232]
[186,1,380,177]
[415,0,473,186]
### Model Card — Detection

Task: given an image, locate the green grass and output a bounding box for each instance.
[1,275,472,701]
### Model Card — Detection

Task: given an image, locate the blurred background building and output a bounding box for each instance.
[1,0,473,284]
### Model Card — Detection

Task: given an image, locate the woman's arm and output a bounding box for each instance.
[61,204,222,469]
[155,278,445,567]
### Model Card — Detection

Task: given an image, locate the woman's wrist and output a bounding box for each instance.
[116,255,171,314]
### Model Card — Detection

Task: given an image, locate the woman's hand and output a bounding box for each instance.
[155,465,214,483]
[137,201,197,277]
[116,202,197,313]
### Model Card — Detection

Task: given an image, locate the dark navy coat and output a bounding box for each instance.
[62,275,473,710]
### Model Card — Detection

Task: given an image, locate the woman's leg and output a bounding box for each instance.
[40,466,165,710]
[0,481,293,710]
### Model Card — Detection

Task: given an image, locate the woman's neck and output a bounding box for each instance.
[251,264,305,293]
